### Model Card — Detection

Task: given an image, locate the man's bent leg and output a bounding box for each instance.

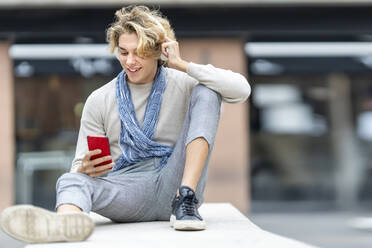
[181,137,209,192]
[159,85,222,202]
[157,85,222,229]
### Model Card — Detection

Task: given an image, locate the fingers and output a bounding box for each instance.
[91,155,112,167]
[161,38,182,69]
[87,163,115,178]
[79,149,114,177]
[161,39,178,56]
[161,43,169,57]
[83,156,112,173]
[161,36,173,55]
[83,149,102,162]
[78,149,101,173]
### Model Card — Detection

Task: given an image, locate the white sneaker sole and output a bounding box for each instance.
[170,215,206,231]
[0,205,94,243]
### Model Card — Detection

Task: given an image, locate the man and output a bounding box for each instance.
[1,5,250,243]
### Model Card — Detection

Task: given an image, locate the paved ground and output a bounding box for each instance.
[251,211,372,248]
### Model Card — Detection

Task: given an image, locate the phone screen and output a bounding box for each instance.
[87,135,112,167]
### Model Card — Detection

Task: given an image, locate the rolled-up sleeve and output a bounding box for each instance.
[186,62,251,103]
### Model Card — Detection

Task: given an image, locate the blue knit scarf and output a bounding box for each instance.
[112,66,174,171]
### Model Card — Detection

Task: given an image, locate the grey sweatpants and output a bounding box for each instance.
[55,85,221,222]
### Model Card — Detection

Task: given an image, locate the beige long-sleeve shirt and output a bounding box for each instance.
[70,62,251,172]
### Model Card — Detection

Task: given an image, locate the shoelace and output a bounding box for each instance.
[181,196,198,215]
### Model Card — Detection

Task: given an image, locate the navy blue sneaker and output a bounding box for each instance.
[170,186,206,230]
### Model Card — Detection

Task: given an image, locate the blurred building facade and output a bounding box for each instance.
[1,0,372,214]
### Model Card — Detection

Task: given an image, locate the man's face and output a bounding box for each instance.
[117,32,158,84]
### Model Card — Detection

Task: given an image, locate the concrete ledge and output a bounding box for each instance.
[26,203,316,248]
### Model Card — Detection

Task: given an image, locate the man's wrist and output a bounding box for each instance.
[174,59,189,73]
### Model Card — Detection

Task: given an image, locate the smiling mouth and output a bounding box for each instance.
[127,68,140,73]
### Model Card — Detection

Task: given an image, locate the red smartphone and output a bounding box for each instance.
[87,135,112,167]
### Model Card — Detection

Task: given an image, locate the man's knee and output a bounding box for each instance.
[190,85,222,106]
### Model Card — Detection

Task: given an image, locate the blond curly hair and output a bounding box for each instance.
[106,5,176,64]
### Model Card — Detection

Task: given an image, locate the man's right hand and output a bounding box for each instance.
[77,149,114,178]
